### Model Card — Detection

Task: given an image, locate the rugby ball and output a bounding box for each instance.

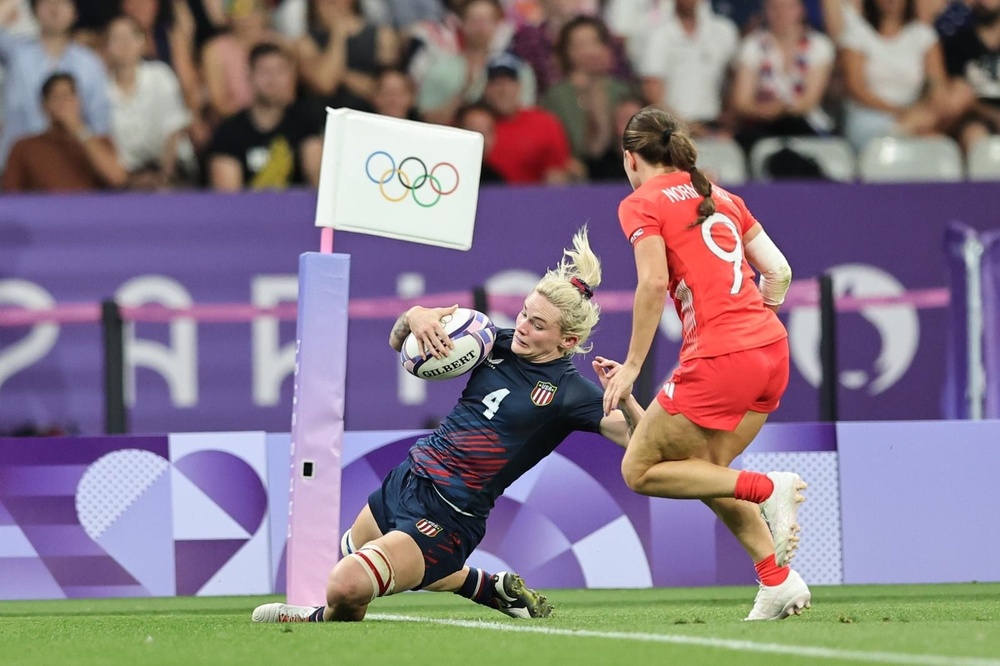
[401,308,496,380]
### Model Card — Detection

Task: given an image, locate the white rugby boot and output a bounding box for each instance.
[491,572,554,618]
[758,472,807,566]
[744,569,812,621]
[251,602,320,623]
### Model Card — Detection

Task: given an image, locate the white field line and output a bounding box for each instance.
[368,613,1000,666]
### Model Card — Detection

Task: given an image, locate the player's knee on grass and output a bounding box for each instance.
[328,544,397,607]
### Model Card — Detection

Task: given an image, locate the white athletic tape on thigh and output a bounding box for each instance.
[351,545,395,601]
[341,529,356,557]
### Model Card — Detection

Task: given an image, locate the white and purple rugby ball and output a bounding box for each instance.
[401,308,497,380]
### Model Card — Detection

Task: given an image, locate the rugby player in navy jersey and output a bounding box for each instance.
[253,228,643,623]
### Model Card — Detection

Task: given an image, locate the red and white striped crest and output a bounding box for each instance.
[530,381,557,407]
[415,518,443,537]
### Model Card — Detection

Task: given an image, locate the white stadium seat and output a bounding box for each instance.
[695,137,748,186]
[966,136,1000,181]
[750,137,857,182]
[858,136,964,183]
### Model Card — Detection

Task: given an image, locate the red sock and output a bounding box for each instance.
[754,554,790,587]
[733,470,774,504]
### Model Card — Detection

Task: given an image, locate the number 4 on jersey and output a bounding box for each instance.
[481,388,510,419]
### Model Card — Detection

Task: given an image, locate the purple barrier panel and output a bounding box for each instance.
[319,422,837,590]
[0,435,170,600]
[167,432,271,597]
[3,184,999,435]
[266,433,291,595]
[0,433,279,601]
[983,231,1000,418]
[838,420,1000,584]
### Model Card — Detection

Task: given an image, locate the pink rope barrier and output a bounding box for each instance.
[0,284,951,328]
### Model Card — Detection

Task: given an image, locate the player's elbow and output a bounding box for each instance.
[639,273,671,297]
[760,263,792,306]
[773,262,792,289]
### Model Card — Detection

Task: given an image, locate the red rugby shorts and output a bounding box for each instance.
[657,338,789,431]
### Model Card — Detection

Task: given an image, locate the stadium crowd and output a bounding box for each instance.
[0,0,997,192]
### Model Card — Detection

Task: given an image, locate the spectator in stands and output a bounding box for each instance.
[3,72,127,192]
[70,0,118,48]
[822,0,963,42]
[541,16,634,170]
[603,0,670,66]
[639,0,740,137]
[0,0,36,129]
[294,0,400,113]
[512,0,632,94]
[941,0,1000,151]
[371,66,420,120]
[207,43,323,190]
[404,1,490,86]
[185,0,227,47]
[481,52,580,183]
[934,0,975,37]
[417,0,532,126]
[0,0,35,35]
[455,101,505,183]
[382,0,447,33]
[273,0,392,38]
[839,0,955,151]
[0,0,111,171]
[711,0,826,33]
[730,0,835,152]
[120,0,202,127]
[201,0,284,122]
[105,15,194,189]
[585,94,643,180]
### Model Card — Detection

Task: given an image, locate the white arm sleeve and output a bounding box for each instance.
[744,230,792,306]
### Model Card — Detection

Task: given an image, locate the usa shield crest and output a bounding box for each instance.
[415,518,443,537]
[530,381,557,406]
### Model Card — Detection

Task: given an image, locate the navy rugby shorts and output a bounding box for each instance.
[367,459,486,589]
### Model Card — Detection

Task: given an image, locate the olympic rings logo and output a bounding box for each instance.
[364,151,460,207]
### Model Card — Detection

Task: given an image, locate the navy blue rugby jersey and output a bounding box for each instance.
[408,329,606,518]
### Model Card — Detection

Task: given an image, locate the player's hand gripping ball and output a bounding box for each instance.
[401,308,497,380]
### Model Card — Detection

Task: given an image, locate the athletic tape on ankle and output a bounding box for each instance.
[340,529,356,557]
[351,545,395,601]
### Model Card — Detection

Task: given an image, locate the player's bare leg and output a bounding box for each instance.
[621,401,740,498]
[697,415,810,619]
[252,521,421,623]
[622,404,805,561]
[324,530,424,620]
[621,405,810,619]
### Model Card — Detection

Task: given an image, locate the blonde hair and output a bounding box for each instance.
[533,226,602,356]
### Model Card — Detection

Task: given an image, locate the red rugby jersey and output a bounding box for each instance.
[618,171,787,361]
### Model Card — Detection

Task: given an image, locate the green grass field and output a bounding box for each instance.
[2,584,998,666]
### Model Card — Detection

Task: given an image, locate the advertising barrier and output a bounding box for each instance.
[2,183,999,434]
[3,420,998,600]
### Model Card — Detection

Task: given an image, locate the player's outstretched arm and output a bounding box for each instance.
[388,304,458,358]
[743,223,792,314]
[593,356,645,448]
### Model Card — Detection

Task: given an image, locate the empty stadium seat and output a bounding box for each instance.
[695,137,748,186]
[858,136,964,183]
[750,137,857,182]
[966,136,1000,181]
